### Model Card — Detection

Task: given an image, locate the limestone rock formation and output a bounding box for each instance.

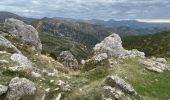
[58,51,79,69]
[93,53,108,62]
[0,34,21,53]
[4,18,42,54]
[105,76,137,95]
[140,58,170,73]
[7,77,36,100]
[10,53,33,67]
[93,33,145,59]
[0,85,8,96]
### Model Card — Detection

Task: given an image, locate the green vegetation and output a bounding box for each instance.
[122,31,170,58]
[39,32,91,62]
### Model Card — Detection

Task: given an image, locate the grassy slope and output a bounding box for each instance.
[122,31,170,58]
[61,58,170,100]
[39,32,91,62]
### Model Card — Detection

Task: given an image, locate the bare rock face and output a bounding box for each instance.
[4,18,42,54]
[0,34,21,53]
[105,76,137,95]
[58,51,79,69]
[94,33,145,59]
[10,53,33,67]
[103,75,137,99]
[140,58,169,73]
[10,53,33,72]
[92,53,108,62]
[7,77,36,100]
[0,85,8,96]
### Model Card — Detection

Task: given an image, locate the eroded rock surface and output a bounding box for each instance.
[103,75,137,99]
[0,34,21,53]
[7,77,36,100]
[10,53,33,67]
[94,33,145,59]
[4,18,42,54]
[58,51,79,69]
[140,58,170,73]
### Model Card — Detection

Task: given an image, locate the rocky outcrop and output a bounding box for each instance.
[0,85,8,96]
[10,53,33,67]
[58,51,79,69]
[4,18,42,54]
[94,33,145,59]
[92,53,108,62]
[103,75,137,99]
[105,76,137,95]
[7,77,36,100]
[0,34,21,53]
[140,58,170,73]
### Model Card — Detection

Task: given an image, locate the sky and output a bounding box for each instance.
[0,0,170,21]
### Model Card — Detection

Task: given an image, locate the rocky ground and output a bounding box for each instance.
[0,19,170,100]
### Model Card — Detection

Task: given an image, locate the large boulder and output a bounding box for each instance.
[0,85,8,96]
[4,18,42,54]
[10,53,33,72]
[140,58,170,73]
[10,53,33,67]
[7,77,36,100]
[0,34,21,53]
[93,33,145,59]
[58,51,79,69]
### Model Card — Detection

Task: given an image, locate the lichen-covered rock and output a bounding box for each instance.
[4,18,42,54]
[105,76,137,96]
[10,53,33,67]
[7,77,36,100]
[0,85,8,96]
[140,58,169,73]
[58,51,79,69]
[0,34,21,53]
[93,33,145,59]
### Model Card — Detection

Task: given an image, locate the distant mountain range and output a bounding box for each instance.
[1,11,170,47]
[86,19,170,29]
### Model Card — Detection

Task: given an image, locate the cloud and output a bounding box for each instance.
[0,0,170,20]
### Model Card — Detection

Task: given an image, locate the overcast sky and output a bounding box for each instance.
[0,0,170,20]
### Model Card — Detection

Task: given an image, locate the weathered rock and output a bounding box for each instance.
[102,86,124,100]
[0,34,21,53]
[140,58,169,73]
[10,53,33,67]
[4,18,42,54]
[0,85,8,96]
[7,77,36,100]
[93,53,108,62]
[58,51,79,69]
[93,33,145,59]
[105,76,137,96]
